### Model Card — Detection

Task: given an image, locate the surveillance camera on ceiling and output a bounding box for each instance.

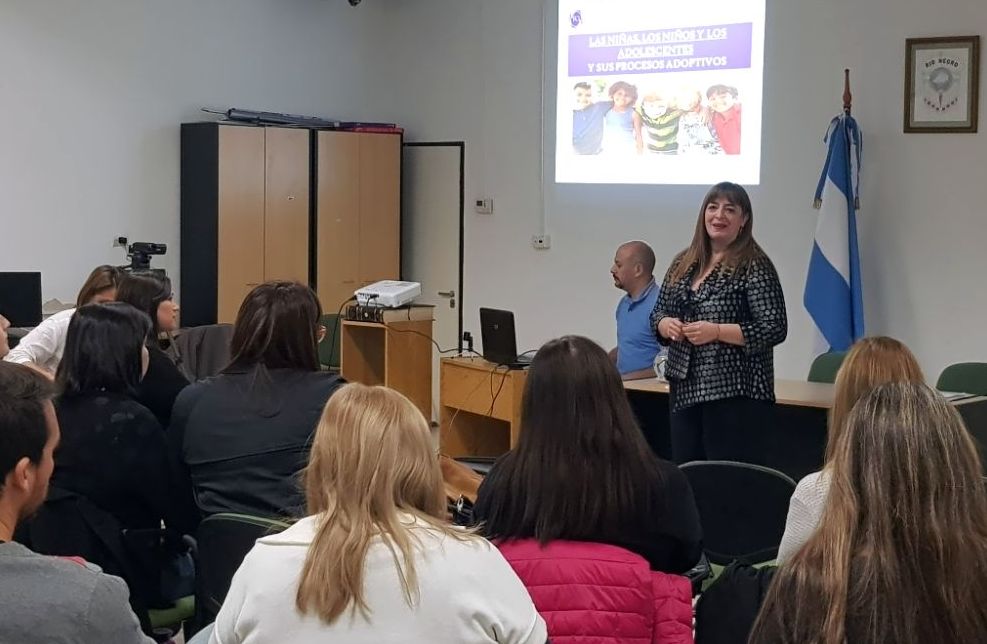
[348,0,361,5]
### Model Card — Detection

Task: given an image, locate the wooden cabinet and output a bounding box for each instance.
[181,123,401,326]
[341,319,433,418]
[316,131,401,314]
[263,128,311,286]
[181,123,310,326]
[214,126,265,325]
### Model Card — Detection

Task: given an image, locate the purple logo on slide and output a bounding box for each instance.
[570,10,582,28]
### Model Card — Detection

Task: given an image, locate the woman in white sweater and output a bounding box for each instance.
[4,265,121,374]
[209,383,547,644]
[776,336,924,563]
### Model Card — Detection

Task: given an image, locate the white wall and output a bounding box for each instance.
[376,0,987,380]
[0,0,391,301]
[3,0,985,381]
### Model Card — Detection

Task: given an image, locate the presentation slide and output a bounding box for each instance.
[556,0,765,185]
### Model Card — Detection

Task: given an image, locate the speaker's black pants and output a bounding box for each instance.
[669,387,774,464]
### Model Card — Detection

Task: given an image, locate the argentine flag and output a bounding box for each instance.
[804,114,864,352]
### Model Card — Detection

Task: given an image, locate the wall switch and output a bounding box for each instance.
[531,235,551,249]
[474,198,494,214]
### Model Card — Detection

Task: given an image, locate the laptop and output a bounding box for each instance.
[479,308,534,369]
[0,272,42,327]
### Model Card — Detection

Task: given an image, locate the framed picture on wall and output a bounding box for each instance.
[904,35,980,133]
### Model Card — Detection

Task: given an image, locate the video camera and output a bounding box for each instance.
[117,238,167,275]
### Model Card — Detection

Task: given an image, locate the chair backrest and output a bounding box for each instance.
[807,351,847,383]
[680,461,796,566]
[174,324,234,380]
[937,362,987,396]
[193,513,292,630]
[319,314,342,370]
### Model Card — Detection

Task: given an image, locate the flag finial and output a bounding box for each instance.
[843,69,852,116]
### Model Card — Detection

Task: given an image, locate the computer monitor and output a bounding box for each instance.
[0,272,42,326]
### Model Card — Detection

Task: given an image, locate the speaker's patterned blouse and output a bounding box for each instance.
[650,254,787,412]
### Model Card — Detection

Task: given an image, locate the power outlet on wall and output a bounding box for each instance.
[474,198,494,214]
[531,235,551,250]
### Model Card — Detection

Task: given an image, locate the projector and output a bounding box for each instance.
[354,281,422,308]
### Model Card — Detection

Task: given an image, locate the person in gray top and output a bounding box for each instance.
[0,361,153,644]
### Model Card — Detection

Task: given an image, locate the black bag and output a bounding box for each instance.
[448,495,475,526]
[121,528,195,606]
[695,561,777,644]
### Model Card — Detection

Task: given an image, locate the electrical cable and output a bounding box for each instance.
[487,362,511,417]
[327,296,357,367]
[445,360,505,440]
[381,323,483,358]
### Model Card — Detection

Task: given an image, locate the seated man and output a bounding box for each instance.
[0,362,153,643]
[610,241,661,380]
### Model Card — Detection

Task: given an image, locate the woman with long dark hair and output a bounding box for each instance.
[750,382,987,644]
[473,335,702,573]
[169,281,343,523]
[52,303,182,533]
[115,272,188,425]
[652,181,787,463]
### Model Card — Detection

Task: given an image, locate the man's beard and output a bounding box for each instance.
[20,486,48,523]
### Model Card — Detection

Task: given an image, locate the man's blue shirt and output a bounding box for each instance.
[616,280,661,374]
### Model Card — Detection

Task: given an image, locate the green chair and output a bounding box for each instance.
[319,313,342,371]
[807,351,847,384]
[936,362,987,396]
[148,595,195,634]
[190,513,293,636]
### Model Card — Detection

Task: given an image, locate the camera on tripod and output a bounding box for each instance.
[116,238,167,275]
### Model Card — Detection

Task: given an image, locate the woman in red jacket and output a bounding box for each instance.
[474,336,701,642]
[474,334,702,573]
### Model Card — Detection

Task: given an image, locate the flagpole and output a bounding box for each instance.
[842,69,860,209]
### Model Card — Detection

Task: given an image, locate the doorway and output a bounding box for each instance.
[401,141,465,420]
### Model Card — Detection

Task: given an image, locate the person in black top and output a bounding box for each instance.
[52,303,189,533]
[115,272,189,426]
[473,335,702,574]
[651,182,787,464]
[0,361,154,643]
[169,281,344,523]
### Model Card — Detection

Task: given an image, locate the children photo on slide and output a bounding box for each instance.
[568,77,741,158]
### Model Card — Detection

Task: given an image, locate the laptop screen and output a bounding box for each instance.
[479,308,520,365]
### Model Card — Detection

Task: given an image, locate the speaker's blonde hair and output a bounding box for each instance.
[295,383,470,623]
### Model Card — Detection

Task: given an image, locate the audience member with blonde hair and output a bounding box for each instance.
[776,336,924,562]
[4,265,121,374]
[209,383,546,644]
[751,382,987,644]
